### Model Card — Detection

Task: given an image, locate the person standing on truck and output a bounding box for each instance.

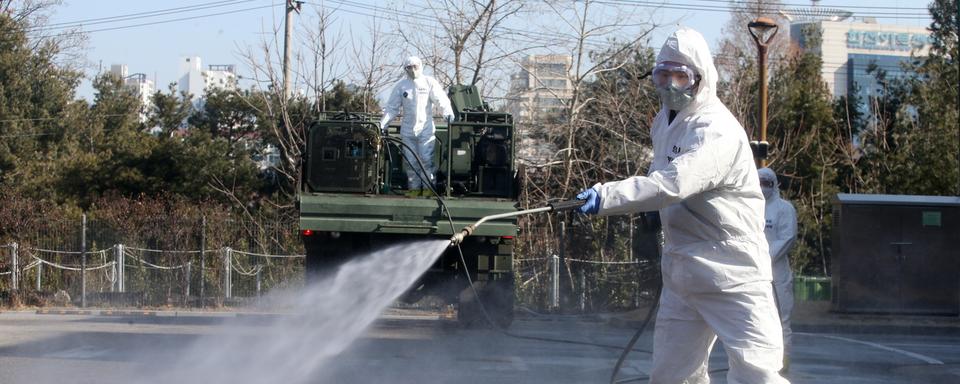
[759,167,798,374]
[575,27,789,383]
[379,56,455,198]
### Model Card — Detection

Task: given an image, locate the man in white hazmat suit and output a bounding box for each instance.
[758,167,797,373]
[576,27,789,383]
[379,56,455,197]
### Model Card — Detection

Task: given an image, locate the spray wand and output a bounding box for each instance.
[449,199,585,246]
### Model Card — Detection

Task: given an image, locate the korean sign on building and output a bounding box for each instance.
[847,30,930,52]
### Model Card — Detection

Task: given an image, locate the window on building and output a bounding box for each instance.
[538,79,567,89]
[537,97,565,107]
[848,53,912,99]
[538,63,567,76]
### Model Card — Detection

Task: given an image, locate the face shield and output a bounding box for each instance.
[652,62,699,111]
[652,62,698,90]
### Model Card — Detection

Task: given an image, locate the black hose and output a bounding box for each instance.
[382,135,662,371]
[610,283,661,384]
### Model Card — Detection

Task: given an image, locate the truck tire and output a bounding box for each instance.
[303,232,360,284]
[458,275,515,329]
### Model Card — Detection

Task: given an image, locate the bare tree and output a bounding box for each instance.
[395,0,522,93]
[535,0,658,197]
[236,15,308,200]
[464,0,524,93]
[2,0,87,71]
[299,4,347,112]
[348,14,396,113]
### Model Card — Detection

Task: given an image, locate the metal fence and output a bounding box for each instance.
[0,212,661,313]
[0,212,305,308]
[513,220,663,313]
[514,255,661,313]
[2,242,307,308]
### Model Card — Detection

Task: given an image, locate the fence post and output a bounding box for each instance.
[81,214,87,308]
[224,247,232,300]
[110,260,115,293]
[184,262,191,299]
[550,254,559,311]
[578,268,586,312]
[116,244,125,293]
[36,261,41,291]
[559,221,566,309]
[256,266,261,298]
[10,242,18,291]
[199,216,206,308]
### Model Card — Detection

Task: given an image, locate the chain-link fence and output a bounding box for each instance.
[0,196,662,313]
[0,202,305,308]
[514,219,663,314]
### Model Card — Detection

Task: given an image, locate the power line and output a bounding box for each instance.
[306,0,927,82]
[0,132,57,138]
[311,0,638,50]
[682,0,930,11]
[43,3,280,35]
[0,113,135,124]
[598,0,931,19]
[37,0,257,31]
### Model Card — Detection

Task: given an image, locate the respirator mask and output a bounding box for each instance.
[403,57,423,79]
[652,62,698,111]
[760,177,776,200]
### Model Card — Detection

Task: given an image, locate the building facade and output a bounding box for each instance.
[109,64,155,122]
[178,57,238,104]
[789,20,930,100]
[505,54,573,123]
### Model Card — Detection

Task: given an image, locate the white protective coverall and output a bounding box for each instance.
[759,167,797,357]
[592,28,788,383]
[379,56,454,190]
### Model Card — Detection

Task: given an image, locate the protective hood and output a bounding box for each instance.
[758,167,780,201]
[403,56,423,79]
[655,27,719,113]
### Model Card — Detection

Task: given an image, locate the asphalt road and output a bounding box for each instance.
[0,311,957,384]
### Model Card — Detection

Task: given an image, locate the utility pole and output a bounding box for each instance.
[282,0,303,99]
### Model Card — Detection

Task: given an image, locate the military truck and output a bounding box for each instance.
[298,85,519,327]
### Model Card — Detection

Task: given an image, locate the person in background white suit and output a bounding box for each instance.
[379,56,454,197]
[576,27,789,384]
[759,167,798,374]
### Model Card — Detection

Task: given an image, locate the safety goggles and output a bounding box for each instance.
[652,62,698,90]
[759,179,775,188]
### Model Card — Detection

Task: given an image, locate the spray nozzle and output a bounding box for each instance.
[449,225,475,247]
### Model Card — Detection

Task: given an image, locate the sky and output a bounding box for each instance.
[38,0,936,101]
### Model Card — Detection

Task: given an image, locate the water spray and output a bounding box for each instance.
[384,135,659,384]
[449,199,586,246]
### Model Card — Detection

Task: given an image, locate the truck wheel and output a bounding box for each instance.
[458,275,515,329]
[303,232,357,284]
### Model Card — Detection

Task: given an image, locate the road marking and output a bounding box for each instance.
[46,346,111,359]
[885,342,960,349]
[797,333,944,365]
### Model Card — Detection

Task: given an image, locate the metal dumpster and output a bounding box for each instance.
[831,194,960,315]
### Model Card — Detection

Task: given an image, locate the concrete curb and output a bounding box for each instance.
[34,309,161,316]
[16,308,238,318]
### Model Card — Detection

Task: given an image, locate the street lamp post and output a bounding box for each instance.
[748,17,779,168]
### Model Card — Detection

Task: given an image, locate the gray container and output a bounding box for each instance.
[831,194,960,315]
